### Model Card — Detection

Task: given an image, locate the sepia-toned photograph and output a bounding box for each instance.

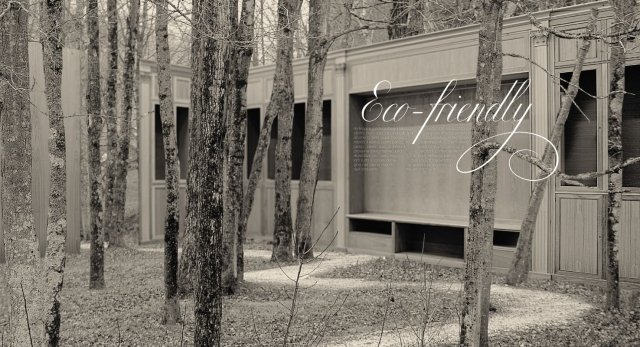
[1,0,640,345]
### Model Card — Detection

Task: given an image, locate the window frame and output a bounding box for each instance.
[554,64,605,192]
[152,102,190,183]
[265,99,333,182]
[620,60,640,193]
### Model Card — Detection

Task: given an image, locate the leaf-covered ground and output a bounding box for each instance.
[320,255,640,346]
[0,246,458,346]
[2,246,639,346]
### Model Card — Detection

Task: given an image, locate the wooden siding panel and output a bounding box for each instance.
[29,43,50,256]
[62,49,83,253]
[152,185,187,240]
[139,76,152,242]
[247,79,263,105]
[558,198,599,275]
[620,199,640,279]
[259,184,334,246]
[349,33,528,93]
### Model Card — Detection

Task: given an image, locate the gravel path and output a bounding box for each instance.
[242,251,593,346]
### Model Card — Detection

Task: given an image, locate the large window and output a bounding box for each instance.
[267,101,332,181]
[623,65,640,187]
[561,70,598,187]
[246,108,261,177]
[154,105,189,180]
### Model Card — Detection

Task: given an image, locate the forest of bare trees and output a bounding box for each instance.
[1,0,639,345]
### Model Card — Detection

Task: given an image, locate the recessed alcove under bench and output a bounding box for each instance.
[346,212,521,269]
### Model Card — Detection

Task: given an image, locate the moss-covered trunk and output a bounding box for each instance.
[294,0,329,259]
[270,0,302,262]
[0,0,44,343]
[41,0,68,342]
[156,0,181,324]
[605,0,636,311]
[222,0,257,290]
[189,0,232,343]
[87,0,105,290]
[111,0,140,249]
[103,0,122,247]
[459,1,504,346]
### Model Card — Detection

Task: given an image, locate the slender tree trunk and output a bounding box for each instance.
[260,0,265,65]
[407,0,425,36]
[294,0,329,259]
[506,10,598,285]
[605,0,636,311]
[87,0,105,289]
[337,0,354,49]
[189,0,232,343]
[103,0,122,246]
[271,0,302,262]
[388,0,410,39]
[41,0,68,342]
[156,0,181,324]
[222,0,257,289]
[222,0,241,294]
[0,0,44,344]
[112,0,140,249]
[459,1,504,346]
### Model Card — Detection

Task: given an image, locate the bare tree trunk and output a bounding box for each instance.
[506,10,597,285]
[41,0,68,342]
[271,0,302,262]
[388,0,424,39]
[178,224,196,296]
[337,0,354,49]
[156,0,181,324]
[222,0,241,294]
[407,0,425,36]
[459,1,504,346]
[294,0,329,259]
[0,0,44,344]
[87,0,105,289]
[112,0,140,249]
[260,0,266,65]
[605,0,636,311]
[103,0,122,246]
[388,0,410,39]
[189,0,232,343]
[222,0,257,290]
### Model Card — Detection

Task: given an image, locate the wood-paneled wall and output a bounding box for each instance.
[620,199,640,279]
[0,44,82,263]
[557,196,602,276]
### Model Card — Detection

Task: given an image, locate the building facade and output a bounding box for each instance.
[138,1,640,285]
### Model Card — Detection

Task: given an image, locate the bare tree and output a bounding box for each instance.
[294,0,330,259]
[387,0,425,39]
[222,0,257,291]
[459,0,504,345]
[221,0,241,295]
[506,10,598,285]
[87,0,105,290]
[156,0,181,324]
[0,0,45,343]
[188,0,233,342]
[271,0,303,262]
[103,0,122,246]
[111,0,141,251]
[605,0,637,311]
[41,0,68,342]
